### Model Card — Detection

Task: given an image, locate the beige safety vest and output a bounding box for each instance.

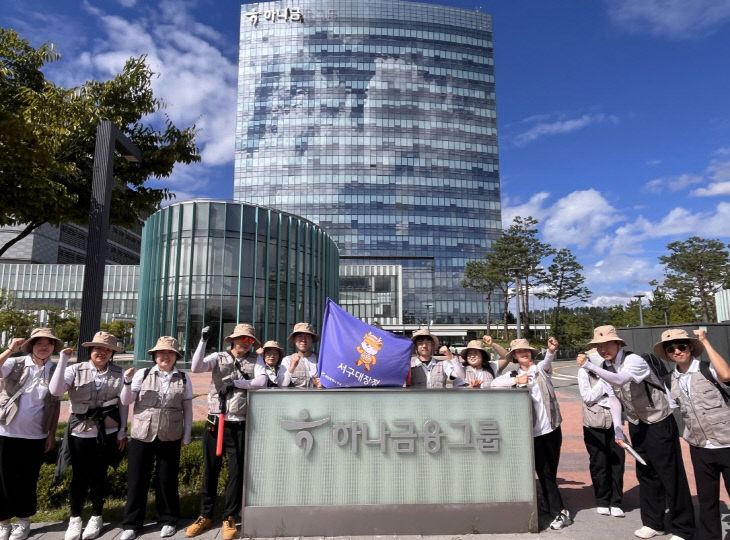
[581,371,613,429]
[670,370,730,447]
[409,358,447,388]
[606,354,671,425]
[130,369,187,442]
[207,351,257,416]
[68,362,123,434]
[0,357,59,433]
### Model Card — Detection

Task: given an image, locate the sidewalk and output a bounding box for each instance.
[41,372,727,539]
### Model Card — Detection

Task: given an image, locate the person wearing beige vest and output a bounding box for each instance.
[48,331,128,540]
[492,337,571,531]
[407,329,464,387]
[280,322,322,388]
[577,349,625,518]
[0,328,62,540]
[659,328,730,540]
[187,323,263,540]
[447,336,509,388]
[119,337,192,540]
[578,325,694,540]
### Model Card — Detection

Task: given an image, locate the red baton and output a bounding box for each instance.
[216,412,225,456]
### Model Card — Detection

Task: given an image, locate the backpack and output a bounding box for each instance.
[663,362,730,404]
[606,350,668,408]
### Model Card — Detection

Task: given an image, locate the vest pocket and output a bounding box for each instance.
[131,414,152,441]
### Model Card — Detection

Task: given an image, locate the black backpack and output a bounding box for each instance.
[605,350,668,408]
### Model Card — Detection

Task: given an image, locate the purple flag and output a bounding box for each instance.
[317,299,412,388]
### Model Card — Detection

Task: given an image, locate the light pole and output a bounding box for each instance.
[634,294,646,327]
[78,120,141,363]
[509,268,522,339]
[424,303,433,331]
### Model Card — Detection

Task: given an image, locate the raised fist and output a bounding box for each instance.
[201,326,211,341]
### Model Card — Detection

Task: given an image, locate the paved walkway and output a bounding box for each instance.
[37,362,730,539]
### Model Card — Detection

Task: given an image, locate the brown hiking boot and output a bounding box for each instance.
[185,517,212,538]
[221,516,238,540]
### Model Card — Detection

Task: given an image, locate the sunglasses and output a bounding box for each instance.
[238,336,256,345]
[664,343,689,354]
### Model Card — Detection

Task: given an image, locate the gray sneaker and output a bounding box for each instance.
[9,519,30,540]
[0,523,12,540]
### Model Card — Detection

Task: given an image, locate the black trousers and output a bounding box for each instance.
[629,415,695,539]
[534,426,564,516]
[0,436,45,520]
[69,433,117,516]
[690,444,730,540]
[200,420,245,520]
[122,438,181,530]
[583,425,625,507]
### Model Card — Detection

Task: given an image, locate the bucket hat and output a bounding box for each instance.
[411,328,440,350]
[226,323,260,346]
[147,336,183,359]
[653,328,704,361]
[588,325,626,347]
[287,322,319,345]
[505,338,539,363]
[82,331,124,353]
[261,340,285,359]
[460,339,490,362]
[21,327,63,353]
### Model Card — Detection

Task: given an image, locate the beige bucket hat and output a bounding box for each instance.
[21,327,63,353]
[588,325,627,347]
[82,331,124,353]
[147,336,183,358]
[261,340,285,358]
[411,328,440,349]
[460,339,490,362]
[287,322,319,345]
[653,328,704,361]
[505,338,539,363]
[226,323,260,346]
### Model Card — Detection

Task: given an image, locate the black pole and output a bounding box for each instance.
[78,120,141,362]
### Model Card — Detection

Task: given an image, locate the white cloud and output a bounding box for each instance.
[643,174,703,193]
[607,0,730,39]
[585,255,661,287]
[513,113,618,146]
[646,159,662,166]
[543,190,622,249]
[692,182,730,196]
[116,0,137,7]
[500,192,551,226]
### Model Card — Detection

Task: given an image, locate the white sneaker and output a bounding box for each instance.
[634,526,665,538]
[596,506,610,515]
[9,519,30,540]
[0,523,12,540]
[120,530,137,540]
[64,516,83,540]
[611,506,625,517]
[160,525,176,538]
[81,516,103,540]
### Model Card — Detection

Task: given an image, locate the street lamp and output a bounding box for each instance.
[424,303,433,330]
[634,294,646,327]
[509,268,522,339]
[78,120,142,363]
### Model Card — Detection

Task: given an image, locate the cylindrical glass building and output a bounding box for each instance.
[134,200,339,362]
[235,0,502,325]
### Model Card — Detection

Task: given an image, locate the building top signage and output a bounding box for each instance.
[244,7,303,26]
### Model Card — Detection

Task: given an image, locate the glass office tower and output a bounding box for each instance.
[235,0,502,325]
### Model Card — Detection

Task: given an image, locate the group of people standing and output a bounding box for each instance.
[1,321,729,540]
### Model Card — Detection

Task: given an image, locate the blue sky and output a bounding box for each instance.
[3,0,730,308]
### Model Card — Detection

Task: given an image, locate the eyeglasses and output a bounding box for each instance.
[238,336,255,345]
[664,343,689,354]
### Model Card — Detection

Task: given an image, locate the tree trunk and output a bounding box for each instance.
[523,277,531,337]
[553,299,562,338]
[503,296,510,341]
[485,289,492,334]
[0,222,43,258]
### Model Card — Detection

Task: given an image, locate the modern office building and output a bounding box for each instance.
[134,200,339,361]
[235,0,502,327]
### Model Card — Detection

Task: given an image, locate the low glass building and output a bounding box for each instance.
[134,200,339,361]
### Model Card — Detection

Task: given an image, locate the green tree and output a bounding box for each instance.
[0,28,200,256]
[42,306,80,346]
[101,320,134,349]
[461,260,499,333]
[500,216,552,337]
[538,248,592,337]
[0,288,36,347]
[483,235,519,340]
[657,236,729,322]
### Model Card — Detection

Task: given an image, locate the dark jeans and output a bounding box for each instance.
[583,425,625,507]
[122,438,181,530]
[200,420,245,519]
[534,426,564,517]
[69,433,117,516]
[0,436,45,520]
[629,415,695,539]
[690,444,730,540]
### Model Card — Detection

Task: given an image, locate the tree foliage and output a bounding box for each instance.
[656,236,729,322]
[460,260,498,333]
[538,248,591,337]
[0,288,36,346]
[0,28,200,256]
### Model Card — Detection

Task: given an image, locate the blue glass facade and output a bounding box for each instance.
[235,0,502,324]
